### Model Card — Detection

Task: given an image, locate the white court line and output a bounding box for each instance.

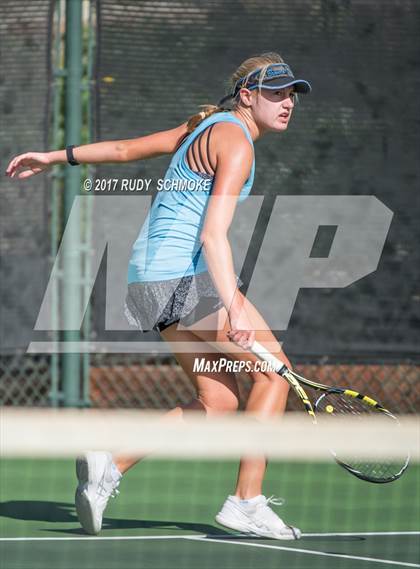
[0,534,205,542]
[0,531,419,542]
[1,532,419,567]
[304,532,420,537]
[184,536,420,568]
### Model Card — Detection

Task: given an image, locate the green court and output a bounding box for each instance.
[1,459,419,568]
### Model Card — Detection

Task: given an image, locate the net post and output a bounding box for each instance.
[62,0,83,407]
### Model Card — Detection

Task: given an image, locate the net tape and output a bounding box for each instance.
[1,409,418,461]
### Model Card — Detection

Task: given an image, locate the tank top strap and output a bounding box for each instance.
[167,111,255,203]
[176,111,254,158]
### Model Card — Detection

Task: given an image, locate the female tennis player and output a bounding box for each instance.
[6,52,311,539]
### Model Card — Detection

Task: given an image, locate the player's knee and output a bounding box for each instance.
[199,391,239,415]
[249,368,290,391]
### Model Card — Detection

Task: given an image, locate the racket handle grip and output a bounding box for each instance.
[250,341,289,376]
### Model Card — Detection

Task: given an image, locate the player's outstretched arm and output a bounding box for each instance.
[5,122,189,179]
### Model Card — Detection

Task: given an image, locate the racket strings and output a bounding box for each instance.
[316,392,407,482]
[319,392,377,417]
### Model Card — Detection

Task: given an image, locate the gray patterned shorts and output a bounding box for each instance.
[124,271,243,333]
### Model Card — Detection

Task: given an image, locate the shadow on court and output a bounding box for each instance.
[48,518,232,536]
[0,501,370,542]
[0,500,231,536]
[0,501,77,523]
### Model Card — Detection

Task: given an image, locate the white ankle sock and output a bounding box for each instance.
[111,462,122,481]
[238,495,263,507]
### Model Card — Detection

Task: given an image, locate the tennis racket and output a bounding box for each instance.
[250,341,409,484]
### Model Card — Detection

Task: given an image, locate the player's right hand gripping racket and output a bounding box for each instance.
[250,341,410,484]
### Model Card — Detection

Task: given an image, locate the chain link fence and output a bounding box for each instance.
[0,0,55,406]
[0,355,53,406]
[89,355,420,413]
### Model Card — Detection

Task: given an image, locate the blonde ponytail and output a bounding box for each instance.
[186,104,225,133]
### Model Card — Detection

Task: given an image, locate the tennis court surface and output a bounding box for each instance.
[1,411,419,569]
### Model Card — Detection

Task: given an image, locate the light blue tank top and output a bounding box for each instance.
[128,112,255,283]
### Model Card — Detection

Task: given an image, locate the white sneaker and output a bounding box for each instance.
[75,451,122,535]
[215,495,301,540]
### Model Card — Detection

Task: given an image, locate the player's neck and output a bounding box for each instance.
[231,109,263,141]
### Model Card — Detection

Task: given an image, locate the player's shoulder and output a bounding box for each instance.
[211,117,250,139]
[210,118,253,157]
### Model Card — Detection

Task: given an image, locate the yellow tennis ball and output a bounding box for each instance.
[325,404,334,413]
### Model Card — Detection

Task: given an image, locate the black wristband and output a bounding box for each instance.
[66,145,80,166]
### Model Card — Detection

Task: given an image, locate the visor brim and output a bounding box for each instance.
[257,78,312,94]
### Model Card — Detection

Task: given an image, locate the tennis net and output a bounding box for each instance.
[1,409,419,569]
